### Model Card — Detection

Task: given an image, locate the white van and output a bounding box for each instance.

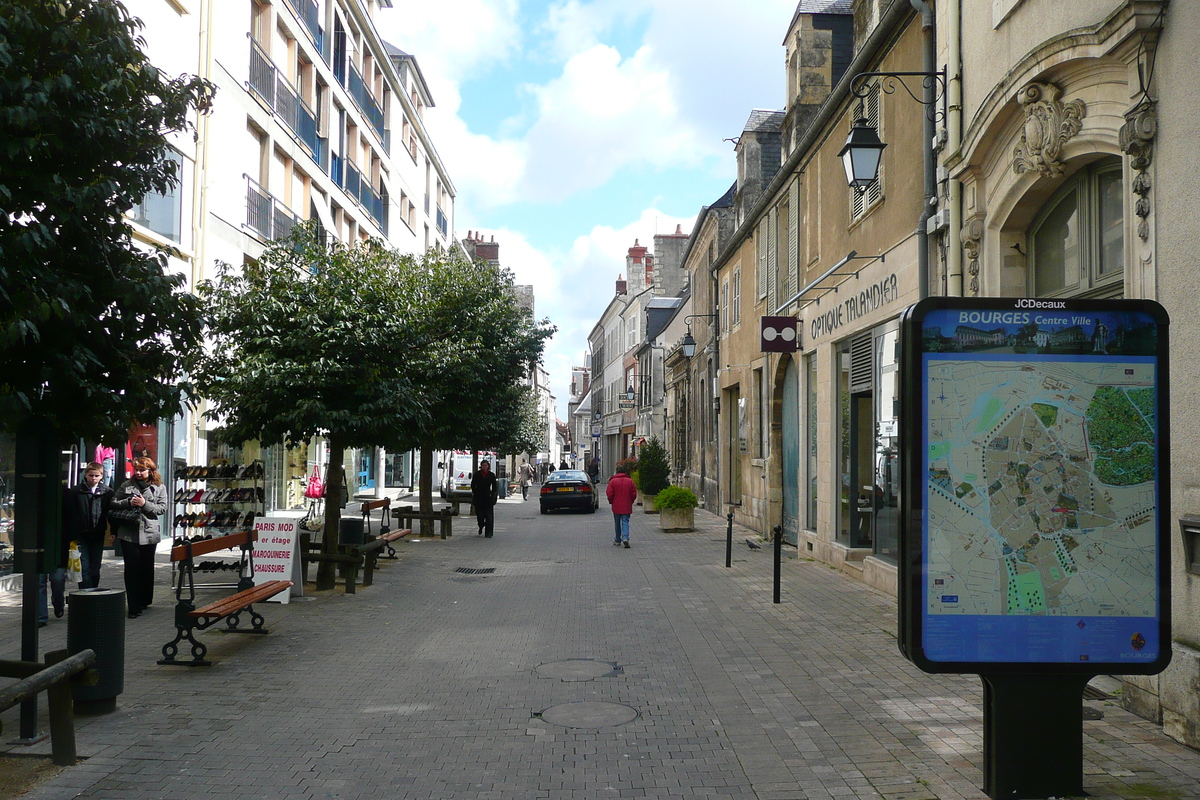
[438,451,498,500]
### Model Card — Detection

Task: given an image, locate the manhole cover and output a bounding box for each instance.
[454,567,496,575]
[538,701,638,728]
[535,659,621,681]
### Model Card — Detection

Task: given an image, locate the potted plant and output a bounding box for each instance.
[654,485,699,531]
[637,436,670,513]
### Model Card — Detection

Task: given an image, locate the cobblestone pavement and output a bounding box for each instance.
[2,494,1198,799]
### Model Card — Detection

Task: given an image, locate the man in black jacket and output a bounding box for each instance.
[470,460,499,538]
[64,461,114,589]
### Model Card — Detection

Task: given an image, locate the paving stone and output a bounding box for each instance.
[2,501,1198,799]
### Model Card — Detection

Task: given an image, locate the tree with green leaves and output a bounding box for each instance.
[392,248,555,531]
[637,436,671,496]
[193,224,426,588]
[0,0,213,442]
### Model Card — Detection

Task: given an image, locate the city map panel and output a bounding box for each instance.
[904,301,1169,669]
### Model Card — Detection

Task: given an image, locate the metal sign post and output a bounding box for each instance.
[899,297,1171,799]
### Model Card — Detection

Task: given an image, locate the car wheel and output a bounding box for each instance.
[587,504,596,514]
[540,506,547,514]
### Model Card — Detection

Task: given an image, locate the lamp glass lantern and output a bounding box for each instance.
[681,330,697,358]
[838,117,887,193]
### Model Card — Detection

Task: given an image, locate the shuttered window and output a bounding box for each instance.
[850,83,883,221]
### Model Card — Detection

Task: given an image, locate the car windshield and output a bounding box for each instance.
[548,471,588,482]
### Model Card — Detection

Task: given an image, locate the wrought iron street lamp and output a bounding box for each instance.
[838,118,887,193]
[680,313,718,358]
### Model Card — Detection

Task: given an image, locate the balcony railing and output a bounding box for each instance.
[248,39,326,168]
[245,176,300,241]
[342,161,387,232]
[283,0,323,53]
[345,64,385,142]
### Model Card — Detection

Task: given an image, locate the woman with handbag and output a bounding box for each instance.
[110,456,167,619]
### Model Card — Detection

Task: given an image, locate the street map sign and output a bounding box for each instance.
[898,297,1170,674]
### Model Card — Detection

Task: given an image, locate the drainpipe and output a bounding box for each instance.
[192,0,216,467]
[946,0,964,297]
[911,0,936,300]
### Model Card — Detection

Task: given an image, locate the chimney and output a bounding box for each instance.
[616,274,627,295]
[475,235,500,263]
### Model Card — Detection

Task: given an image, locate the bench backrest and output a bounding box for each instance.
[170,530,256,562]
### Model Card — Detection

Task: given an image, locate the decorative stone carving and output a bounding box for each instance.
[1012,82,1086,178]
[961,217,984,296]
[1121,101,1156,241]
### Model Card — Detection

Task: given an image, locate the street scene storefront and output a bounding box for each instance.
[792,243,918,595]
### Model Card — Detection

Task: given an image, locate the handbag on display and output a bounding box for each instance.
[304,466,325,499]
[132,435,151,458]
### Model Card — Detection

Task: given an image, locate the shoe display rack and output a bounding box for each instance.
[173,462,265,576]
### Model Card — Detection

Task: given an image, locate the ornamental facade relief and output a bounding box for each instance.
[1011,81,1087,178]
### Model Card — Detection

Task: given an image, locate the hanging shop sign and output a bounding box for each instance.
[760,316,798,352]
[252,517,299,603]
[898,297,1171,674]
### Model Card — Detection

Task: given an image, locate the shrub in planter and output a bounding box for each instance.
[655,485,698,532]
[638,437,670,496]
[653,485,699,510]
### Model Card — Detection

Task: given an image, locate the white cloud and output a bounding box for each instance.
[378,0,523,87]
[517,43,708,201]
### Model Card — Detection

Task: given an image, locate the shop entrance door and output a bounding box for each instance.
[357,448,376,493]
[780,360,799,545]
[849,391,875,549]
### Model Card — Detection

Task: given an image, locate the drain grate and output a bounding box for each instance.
[455,567,496,575]
[1083,685,1112,700]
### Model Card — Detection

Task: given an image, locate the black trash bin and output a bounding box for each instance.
[67,587,125,714]
[339,517,364,546]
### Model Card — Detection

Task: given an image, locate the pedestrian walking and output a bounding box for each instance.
[605,463,638,548]
[471,459,499,537]
[587,457,600,483]
[518,459,535,501]
[110,456,167,619]
[558,459,569,471]
[63,461,113,590]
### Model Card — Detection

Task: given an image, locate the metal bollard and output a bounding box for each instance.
[726,512,734,568]
[773,524,783,604]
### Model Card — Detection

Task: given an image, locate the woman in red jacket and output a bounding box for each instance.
[605,464,638,548]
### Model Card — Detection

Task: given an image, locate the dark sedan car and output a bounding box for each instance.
[539,470,599,514]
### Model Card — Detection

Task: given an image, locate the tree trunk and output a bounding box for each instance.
[418,443,434,538]
[316,434,345,590]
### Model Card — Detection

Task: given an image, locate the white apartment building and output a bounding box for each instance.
[124,0,457,510]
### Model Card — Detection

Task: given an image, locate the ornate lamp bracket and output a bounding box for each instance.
[849,70,947,123]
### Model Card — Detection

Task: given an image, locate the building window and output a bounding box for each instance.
[850,82,882,221]
[1029,157,1123,298]
[132,148,184,242]
[732,269,742,328]
[721,279,729,333]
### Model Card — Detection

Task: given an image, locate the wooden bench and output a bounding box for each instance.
[361,497,390,537]
[393,506,454,539]
[158,531,293,667]
[373,527,412,560]
[357,529,414,584]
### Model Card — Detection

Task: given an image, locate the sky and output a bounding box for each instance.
[375,0,800,414]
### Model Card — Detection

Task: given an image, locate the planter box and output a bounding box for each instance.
[659,506,694,532]
[642,493,658,514]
